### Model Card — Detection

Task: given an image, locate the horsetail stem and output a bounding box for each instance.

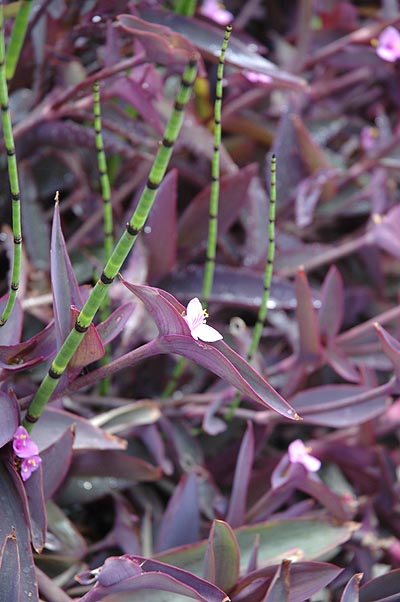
[5,0,32,81]
[162,27,231,399]
[227,155,277,416]
[93,80,113,261]
[23,57,198,430]
[0,1,22,327]
[202,24,231,303]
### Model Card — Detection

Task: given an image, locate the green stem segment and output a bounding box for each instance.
[162,26,231,399]
[93,80,113,261]
[5,0,32,81]
[228,154,277,415]
[23,57,198,430]
[0,1,22,327]
[202,25,231,303]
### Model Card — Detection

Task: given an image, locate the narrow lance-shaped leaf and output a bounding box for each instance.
[203,520,239,594]
[226,422,254,528]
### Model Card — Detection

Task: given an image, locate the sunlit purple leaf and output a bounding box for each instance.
[318,266,344,341]
[340,573,362,602]
[226,422,254,528]
[264,559,290,602]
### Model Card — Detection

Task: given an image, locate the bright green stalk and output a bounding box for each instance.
[23,58,198,430]
[174,0,197,15]
[93,80,113,261]
[247,154,276,361]
[202,24,231,303]
[228,155,276,416]
[5,0,32,81]
[0,1,22,327]
[162,27,231,399]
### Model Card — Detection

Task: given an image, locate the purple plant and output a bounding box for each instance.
[1,2,400,601]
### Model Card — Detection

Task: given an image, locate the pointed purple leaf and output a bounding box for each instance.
[374,322,400,377]
[24,464,46,552]
[295,267,321,359]
[324,344,360,383]
[156,472,200,553]
[372,206,400,258]
[0,391,19,448]
[119,280,300,420]
[359,568,400,602]
[226,422,254,528]
[318,266,344,341]
[264,559,290,602]
[340,573,362,602]
[68,306,105,370]
[51,202,82,346]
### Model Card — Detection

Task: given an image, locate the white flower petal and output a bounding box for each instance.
[186,298,203,324]
[193,324,223,342]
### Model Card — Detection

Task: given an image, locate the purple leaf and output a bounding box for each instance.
[318,266,344,341]
[40,426,75,499]
[136,8,306,90]
[324,344,360,383]
[0,459,39,601]
[0,321,56,372]
[372,206,400,258]
[178,164,258,258]
[68,306,105,370]
[119,281,300,420]
[0,391,19,448]
[359,568,400,602]
[226,422,255,528]
[51,202,82,346]
[374,322,400,377]
[291,384,389,427]
[96,302,136,346]
[204,520,240,594]
[144,169,178,281]
[340,573,362,602]
[295,267,321,359]
[77,554,229,602]
[155,472,200,553]
[117,14,200,68]
[28,407,126,451]
[264,559,290,602]
[0,531,20,602]
[23,465,46,552]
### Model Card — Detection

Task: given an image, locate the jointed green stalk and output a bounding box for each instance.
[202,24,231,303]
[228,155,276,415]
[93,80,113,261]
[23,58,198,430]
[0,1,22,327]
[5,0,32,81]
[162,26,231,399]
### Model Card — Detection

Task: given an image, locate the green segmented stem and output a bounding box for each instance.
[93,81,113,261]
[5,0,32,81]
[228,155,276,416]
[202,25,231,303]
[23,57,198,430]
[162,27,231,399]
[0,1,22,327]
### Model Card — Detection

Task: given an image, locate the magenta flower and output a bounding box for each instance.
[20,455,42,482]
[200,0,233,25]
[183,298,223,342]
[375,26,400,62]
[243,71,272,85]
[288,439,321,472]
[13,426,39,458]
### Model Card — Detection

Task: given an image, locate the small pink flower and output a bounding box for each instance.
[288,439,321,472]
[13,426,39,459]
[200,0,233,25]
[20,455,42,482]
[183,298,223,342]
[243,71,272,85]
[376,26,400,62]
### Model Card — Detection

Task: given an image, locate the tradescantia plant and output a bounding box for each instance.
[2,1,400,601]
